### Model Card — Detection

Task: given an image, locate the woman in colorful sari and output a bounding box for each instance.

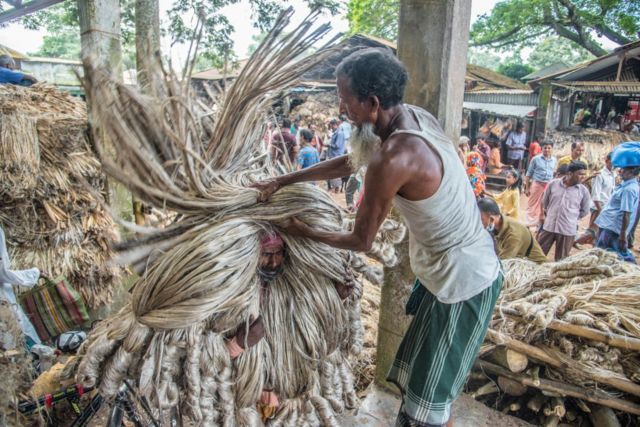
[466,151,486,198]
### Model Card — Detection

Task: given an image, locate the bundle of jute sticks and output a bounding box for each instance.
[0,84,121,308]
[469,249,640,426]
[71,9,405,426]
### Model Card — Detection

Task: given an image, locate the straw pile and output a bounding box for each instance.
[71,9,406,426]
[0,84,122,308]
[469,249,640,426]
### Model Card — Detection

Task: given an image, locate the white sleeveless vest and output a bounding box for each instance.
[391,105,500,303]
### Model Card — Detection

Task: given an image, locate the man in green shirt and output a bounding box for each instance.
[478,198,547,263]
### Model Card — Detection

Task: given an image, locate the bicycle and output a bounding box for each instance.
[18,380,160,427]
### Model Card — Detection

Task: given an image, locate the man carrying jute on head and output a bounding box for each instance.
[253,48,502,427]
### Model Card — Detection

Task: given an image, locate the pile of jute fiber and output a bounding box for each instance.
[468,249,640,426]
[71,9,405,426]
[0,84,122,308]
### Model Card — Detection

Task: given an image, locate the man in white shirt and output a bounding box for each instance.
[576,153,615,245]
[0,227,41,348]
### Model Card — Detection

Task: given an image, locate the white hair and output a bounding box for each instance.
[348,123,382,170]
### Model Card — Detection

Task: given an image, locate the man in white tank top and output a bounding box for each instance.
[254,48,501,427]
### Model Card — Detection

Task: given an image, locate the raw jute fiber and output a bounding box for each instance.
[495,249,640,395]
[73,8,405,426]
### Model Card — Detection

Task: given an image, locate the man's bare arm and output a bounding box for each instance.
[620,211,630,250]
[283,152,408,251]
[253,155,352,201]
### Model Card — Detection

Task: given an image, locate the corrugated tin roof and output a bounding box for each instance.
[463,102,536,118]
[551,81,640,94]
[464,89,534,95]
[529,40,640,85]
[522,62,570,81]
[464,90,538,107]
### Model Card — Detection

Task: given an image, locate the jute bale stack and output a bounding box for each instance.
[71,9,406,426]
[547,129,633,169]
[469,249,640,426]
[0,84,121,308]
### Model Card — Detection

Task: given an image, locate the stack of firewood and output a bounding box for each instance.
[468,250,640,427]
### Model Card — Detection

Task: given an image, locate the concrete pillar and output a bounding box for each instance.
[77,0,123,78]
[396,0,472,142]
[375,0,472,392]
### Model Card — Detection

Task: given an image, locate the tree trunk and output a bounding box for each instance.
[132,0,160,226]
[135,0,160,91]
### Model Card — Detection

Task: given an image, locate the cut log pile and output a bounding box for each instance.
[468,249,640,426]
[0,84,122,308]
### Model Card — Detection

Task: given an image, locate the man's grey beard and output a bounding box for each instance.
[348,122,382,170]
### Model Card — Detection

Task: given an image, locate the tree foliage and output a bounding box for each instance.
[527,36,594,70]
[346,0,639,57]
[496,62,535,82]
[346,0,398,41]
[20,0,339,69]
[467,48,503,71]
[471,0,640,56]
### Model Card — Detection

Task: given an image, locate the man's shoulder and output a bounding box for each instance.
[503,216,526,233]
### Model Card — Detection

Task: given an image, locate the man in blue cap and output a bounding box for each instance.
[595,142,640,262]
[595,166,640,263]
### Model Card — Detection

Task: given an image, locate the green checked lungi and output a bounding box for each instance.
[387,274,503,426]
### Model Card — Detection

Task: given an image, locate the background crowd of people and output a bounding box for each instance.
[264,113,364,211]
[460,127,640,265]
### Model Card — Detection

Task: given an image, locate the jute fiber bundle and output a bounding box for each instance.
[0,84,122,308]
[471,249,640,423]
[0,113,40,198]
[73,8,406,426]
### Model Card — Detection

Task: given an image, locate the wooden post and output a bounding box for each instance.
[615,53,625,82]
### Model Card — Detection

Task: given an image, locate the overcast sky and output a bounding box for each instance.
[0,0,500,63]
